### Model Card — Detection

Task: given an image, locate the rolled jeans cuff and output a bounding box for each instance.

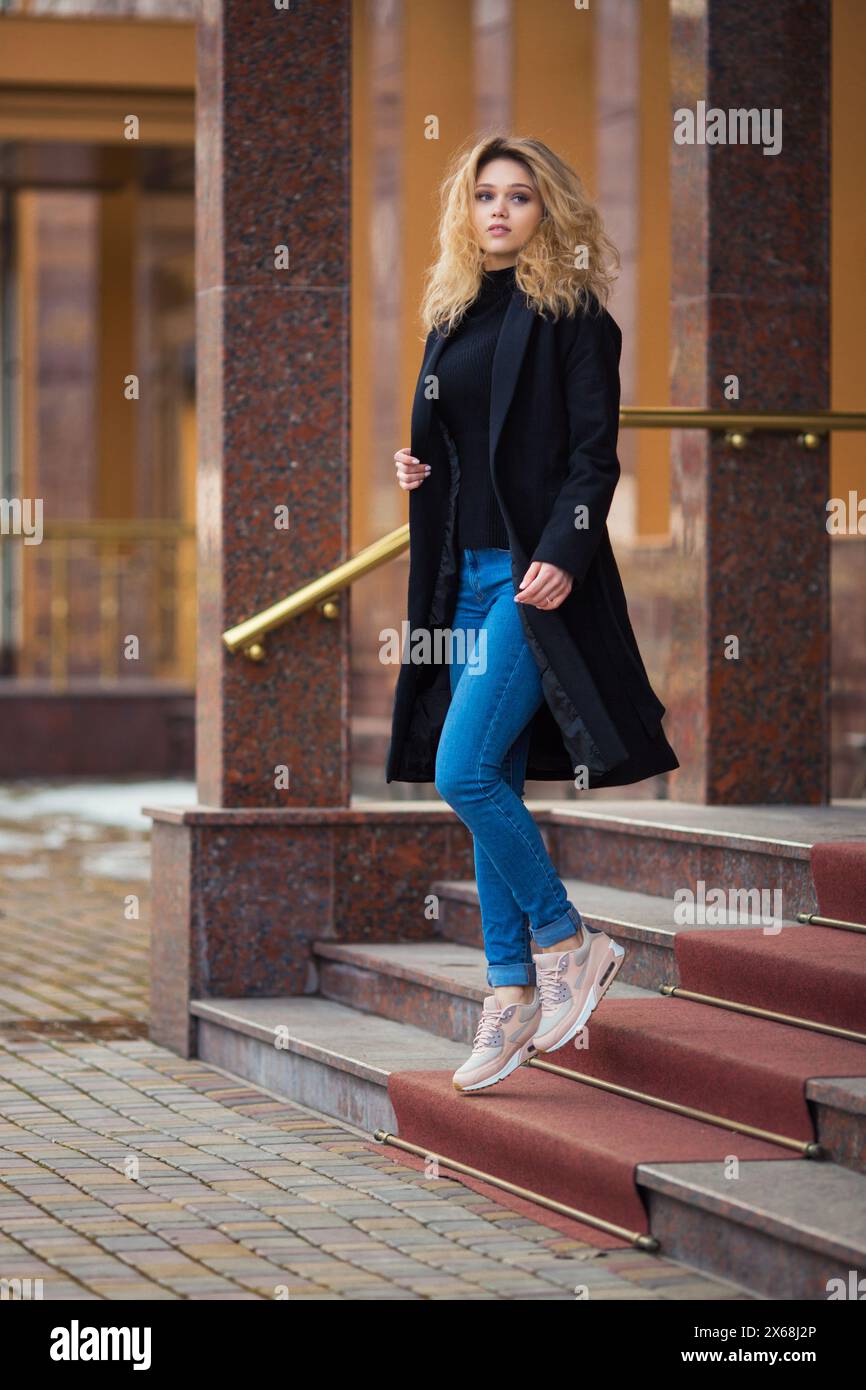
[532,902,584,948]
[486,961,537,988]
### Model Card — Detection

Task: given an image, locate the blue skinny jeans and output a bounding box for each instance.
[434,545,586,988]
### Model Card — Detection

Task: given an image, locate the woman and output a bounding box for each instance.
[386,135,679,1094]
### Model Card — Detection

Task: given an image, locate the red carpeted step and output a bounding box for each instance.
[675,925,866,1032]
[811,840,866,927]
[386,1065,788,1236]
[538,996,866,1140]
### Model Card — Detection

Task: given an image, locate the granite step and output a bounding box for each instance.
[429,876,811,990]
[191,993,468,1134]
[313,937,654,1042]
[312,937,866,1174]
[636,1157,866,1300]
[532,801,866,917]
[190,992,866,1298]
[432,876,866,1033]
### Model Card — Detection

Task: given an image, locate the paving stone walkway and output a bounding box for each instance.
[0,779,753,1300]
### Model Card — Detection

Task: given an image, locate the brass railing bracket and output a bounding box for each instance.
[724,429,750,449]
[318,595,340,620]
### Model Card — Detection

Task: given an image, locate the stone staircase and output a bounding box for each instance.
[190,803,866,1300]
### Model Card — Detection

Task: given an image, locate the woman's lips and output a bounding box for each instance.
[488,227,511,236]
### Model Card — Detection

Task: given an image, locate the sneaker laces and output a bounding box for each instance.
[537,958,568,1010]
[472,1008,504,1051]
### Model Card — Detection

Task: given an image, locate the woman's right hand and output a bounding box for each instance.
[394,446,430,490]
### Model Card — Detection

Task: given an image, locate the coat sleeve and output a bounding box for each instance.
[530,305,622,585]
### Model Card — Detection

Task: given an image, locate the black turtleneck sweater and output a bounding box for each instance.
[433,264,515,551]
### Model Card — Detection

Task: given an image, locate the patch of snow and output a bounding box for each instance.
[0,780,196,831]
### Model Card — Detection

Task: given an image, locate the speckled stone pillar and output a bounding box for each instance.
[149,0,355,1054]
[667,0,831,803]
[196,0,351,809]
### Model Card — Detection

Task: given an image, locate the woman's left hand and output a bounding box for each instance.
[514,560,573,609]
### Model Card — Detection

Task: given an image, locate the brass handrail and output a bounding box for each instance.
[222,406,866,660]
[620,407,866,431]
[221,524,410,659]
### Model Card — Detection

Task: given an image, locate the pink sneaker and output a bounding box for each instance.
[452,992,542,1093]
[531,930,625,1053]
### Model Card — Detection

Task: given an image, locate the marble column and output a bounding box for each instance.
[667,0,831,804]
[196,0,351,811]
[149,0,353,1053]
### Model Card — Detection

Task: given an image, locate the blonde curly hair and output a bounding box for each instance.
[419,134,620,338]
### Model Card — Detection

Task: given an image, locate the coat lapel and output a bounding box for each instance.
[410,287,537,482]
[488,291,536,475]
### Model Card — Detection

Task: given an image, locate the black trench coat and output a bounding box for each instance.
[384,285,679,788]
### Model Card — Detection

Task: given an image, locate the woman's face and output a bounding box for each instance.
[472,156,544,269]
